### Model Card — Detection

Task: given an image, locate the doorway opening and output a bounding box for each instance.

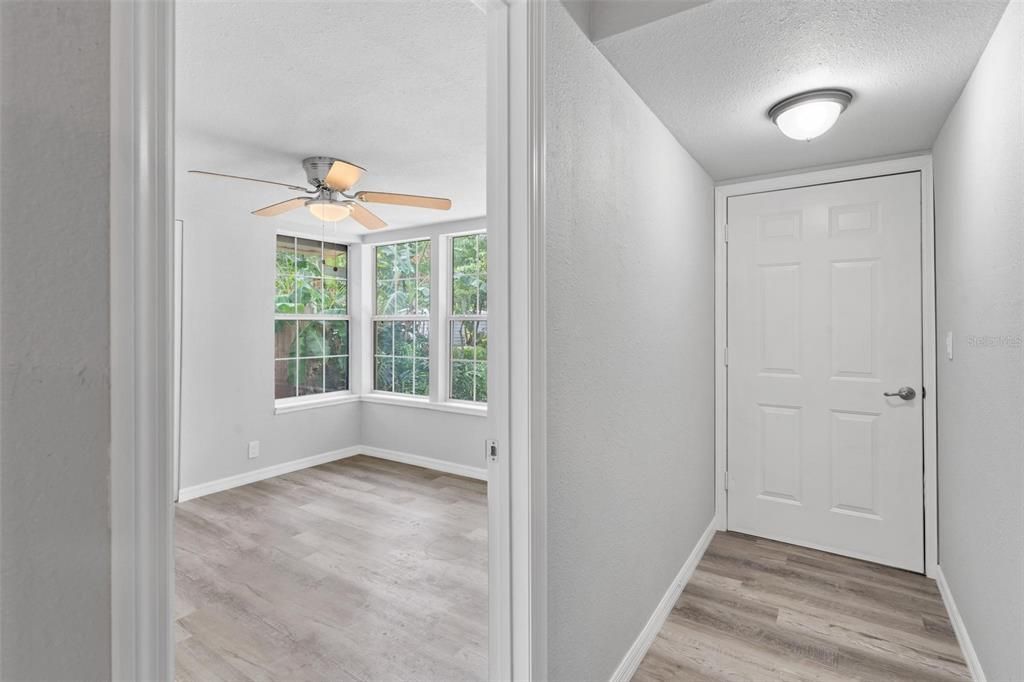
[169,2,500,679]
[110,0,525,678]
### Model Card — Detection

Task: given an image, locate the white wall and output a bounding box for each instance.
[932,3,1023,680]
[178,210,490,490]
[0,1,112,678]
[360,403,487,472]
[358,217,489,475]
[178,206,362,490]
[544,3,716,680]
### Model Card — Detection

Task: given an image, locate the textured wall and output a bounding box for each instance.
[178,207,363,490]
[0,1,112,679]
[932,3,1024,680]
[544,3,716,680]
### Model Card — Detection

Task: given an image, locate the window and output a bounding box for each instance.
[274,235,349,400]
[449,233,487,403]
[373,240,431,396]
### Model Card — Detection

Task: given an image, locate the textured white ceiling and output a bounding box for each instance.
[595,0,1008,180]
[176,0,485,235]
[563,0,711,41]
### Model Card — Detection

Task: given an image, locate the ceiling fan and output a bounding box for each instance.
[188,156,452,230]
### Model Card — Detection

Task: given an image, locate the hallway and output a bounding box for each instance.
[634,532,968,681]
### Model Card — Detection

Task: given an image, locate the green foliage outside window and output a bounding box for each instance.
[450,234,487,403]
[274,235,349,399]
[374,240,430,395]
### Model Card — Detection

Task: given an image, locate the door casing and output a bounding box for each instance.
[713,154,938,577]
[109,1,548,680]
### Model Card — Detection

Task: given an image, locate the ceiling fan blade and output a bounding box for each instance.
[323,160,366,192]
[344,201,388,230]
[355,191,452,211]
[188,169,310,192]
[252,197,308,217]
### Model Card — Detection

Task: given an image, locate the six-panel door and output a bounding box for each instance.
[726,172,924,572]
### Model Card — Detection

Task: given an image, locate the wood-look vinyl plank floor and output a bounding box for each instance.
[174,455,487,682]
[633,532,970,682]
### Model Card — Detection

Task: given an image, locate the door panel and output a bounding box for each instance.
[727,173,923,571]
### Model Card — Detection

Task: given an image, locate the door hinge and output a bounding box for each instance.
[724,470,729,491]
[724,224,729,243]
[724,346,729,367]
[922,386,927,399]
[486,439,498,463]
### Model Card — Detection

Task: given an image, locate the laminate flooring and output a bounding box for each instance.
[634,531,969,682]
[174,455,487,682]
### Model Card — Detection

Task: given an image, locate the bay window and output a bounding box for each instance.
[274,230,487,409]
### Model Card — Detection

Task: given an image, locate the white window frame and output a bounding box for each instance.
[358,225,489,416]
[370,237,433,399]
[447,230,488,405]
[273,232,354,412]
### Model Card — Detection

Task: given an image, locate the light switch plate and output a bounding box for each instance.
[946,331,954,360]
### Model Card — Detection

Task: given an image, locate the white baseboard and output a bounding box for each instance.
[178,446,362,501]
[935,566,986,681]
[358,446,488,481]
[178,445,486,502]
[609,518,718,682]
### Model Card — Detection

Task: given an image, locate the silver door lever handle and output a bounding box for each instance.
[883,386,916,400]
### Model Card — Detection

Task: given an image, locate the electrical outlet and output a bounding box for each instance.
[248,440,260,459]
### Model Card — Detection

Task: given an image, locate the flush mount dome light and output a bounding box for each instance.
[768,89,853,141]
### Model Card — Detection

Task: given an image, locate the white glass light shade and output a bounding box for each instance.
[769,89,853,141]
[307,200,352,222]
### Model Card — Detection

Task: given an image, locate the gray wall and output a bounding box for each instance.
[361,403,487,471]
[544,3,716,680]
[932,3,1023,680]
[177,206,362,490]
[177,208,489,490]
[0,1,112,679]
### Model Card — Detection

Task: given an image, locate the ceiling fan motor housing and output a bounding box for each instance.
[304,156,348,189]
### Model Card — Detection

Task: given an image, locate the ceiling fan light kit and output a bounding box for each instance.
[188,155,452,230]
[306,197,352,222]
[768,88,853,141]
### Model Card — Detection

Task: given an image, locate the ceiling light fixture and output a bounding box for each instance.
[307,198,352,222]
[768,89,853,141]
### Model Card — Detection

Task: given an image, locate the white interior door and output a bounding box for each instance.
[726,172,924,572]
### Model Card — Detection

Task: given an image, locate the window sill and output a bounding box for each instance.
[274,393,360,415]
[361,393,488,417]
[274,392,487,417]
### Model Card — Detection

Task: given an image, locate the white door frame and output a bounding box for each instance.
[714,154,938,577]
[109,0,547,679]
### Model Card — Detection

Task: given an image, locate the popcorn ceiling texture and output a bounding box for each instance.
[176,0,486,234]
[597,0,1009,180]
